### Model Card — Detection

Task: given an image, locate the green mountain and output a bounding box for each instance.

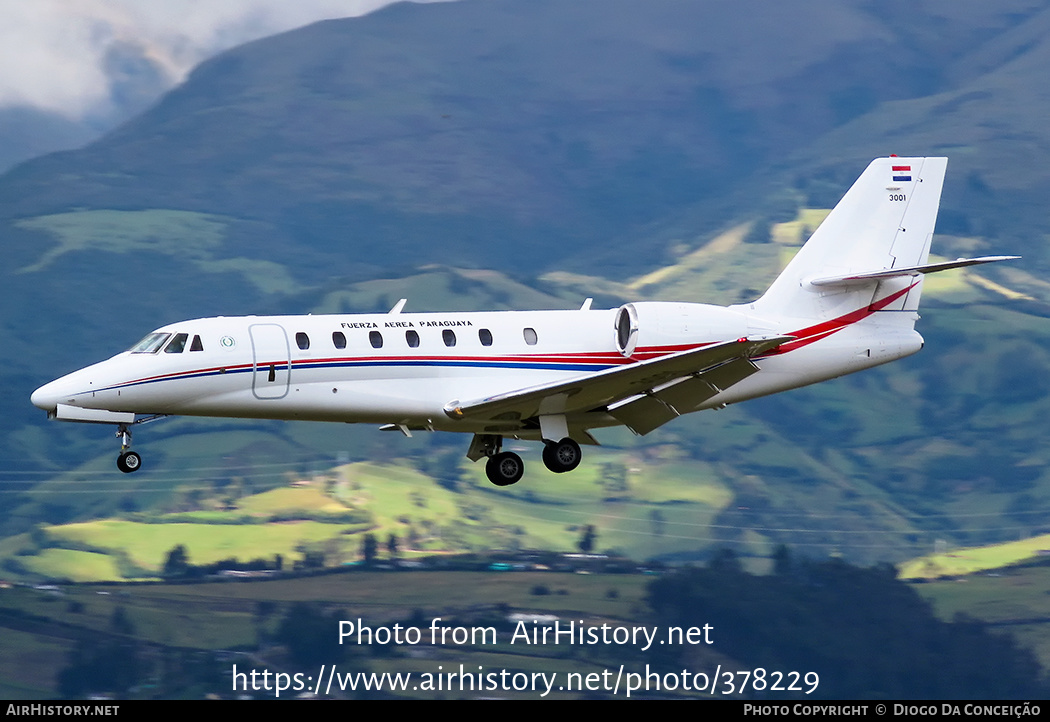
[1,0,1049,570]
[5,0,1050,274]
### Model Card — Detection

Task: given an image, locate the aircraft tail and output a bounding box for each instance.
[749,156,947,323]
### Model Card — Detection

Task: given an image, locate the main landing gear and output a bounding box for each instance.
[477,434,584,486]
[542,437,582,474]
[486,452,524,486]
[115,424,142,474]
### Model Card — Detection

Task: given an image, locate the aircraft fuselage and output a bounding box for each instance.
[31,301,920,434]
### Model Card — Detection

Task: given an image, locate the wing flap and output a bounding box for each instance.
[608,394,679,436]
[608,356,761,434]
[444,335,791,425]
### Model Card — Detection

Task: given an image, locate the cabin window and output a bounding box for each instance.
[332,331,347,349]
[296,332,310,350]
[369,331,383,348]
[523,327,538,345]
[443,329,457,347]
[129,332,170,354]
[479,328,493,346]
[164,333,189,354]
[406,330,420,348]
[189,335,204,352]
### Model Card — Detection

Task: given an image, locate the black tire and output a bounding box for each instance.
[117,451,142,474]
[542,438,582,473]
[486,452,524,486]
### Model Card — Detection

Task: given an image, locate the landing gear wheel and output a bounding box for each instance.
[117,450,142,474]
[542,438,582,473]
[486,451,524,486]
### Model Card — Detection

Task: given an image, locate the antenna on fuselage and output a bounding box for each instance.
[389,298,407,314]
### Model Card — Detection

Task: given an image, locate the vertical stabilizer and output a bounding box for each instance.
[750,157,947,322]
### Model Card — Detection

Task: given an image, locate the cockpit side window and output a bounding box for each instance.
[164,333,189,353]
[190,335,204,352]
[129,332,171,354]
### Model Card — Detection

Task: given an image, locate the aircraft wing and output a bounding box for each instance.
[444,335,792,433]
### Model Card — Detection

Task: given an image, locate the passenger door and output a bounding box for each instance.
[249,323,291,399]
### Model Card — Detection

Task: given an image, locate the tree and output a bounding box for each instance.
[58,638,144,698]
[110,606,135,636]
[162,544,191,578]
[361,533,378,565]
[743,217,772,244]
[645,557,1050,698]
[578,524,597,553]
[275,603,345,667]
[599,462,628,495]
[707,547,742,573]
[649,509,666,537]
[772,544,793,575]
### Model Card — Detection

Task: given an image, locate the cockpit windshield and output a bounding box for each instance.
[129,332,171,354]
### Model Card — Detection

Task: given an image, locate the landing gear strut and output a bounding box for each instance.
[115,424,142,474]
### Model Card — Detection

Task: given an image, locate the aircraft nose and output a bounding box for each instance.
[31,379,61,411]
[31,373,85,412]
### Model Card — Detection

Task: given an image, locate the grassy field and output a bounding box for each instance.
[17,210,228,273]
[45,519,347,574]
[8,455,734,582]
[16,549,125,583]
[900,534,1050,580]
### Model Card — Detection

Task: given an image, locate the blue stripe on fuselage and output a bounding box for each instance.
[91,357,621,395]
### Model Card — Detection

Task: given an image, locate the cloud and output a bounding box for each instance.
[0,0,455,120]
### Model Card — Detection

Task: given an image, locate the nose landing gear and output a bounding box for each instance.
[115,424,142,474]
[117,450,142,473]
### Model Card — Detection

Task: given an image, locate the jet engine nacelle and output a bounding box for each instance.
[613,302,751,357]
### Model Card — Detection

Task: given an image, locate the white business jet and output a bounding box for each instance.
[31,157,1016,485]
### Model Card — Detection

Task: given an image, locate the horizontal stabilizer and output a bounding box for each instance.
[809,256,1019,287]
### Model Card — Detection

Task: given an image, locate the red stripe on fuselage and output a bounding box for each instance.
[104,290,912,394]
[772,282,918,354]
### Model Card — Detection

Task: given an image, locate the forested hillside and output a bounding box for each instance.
[2,0,1048,571]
